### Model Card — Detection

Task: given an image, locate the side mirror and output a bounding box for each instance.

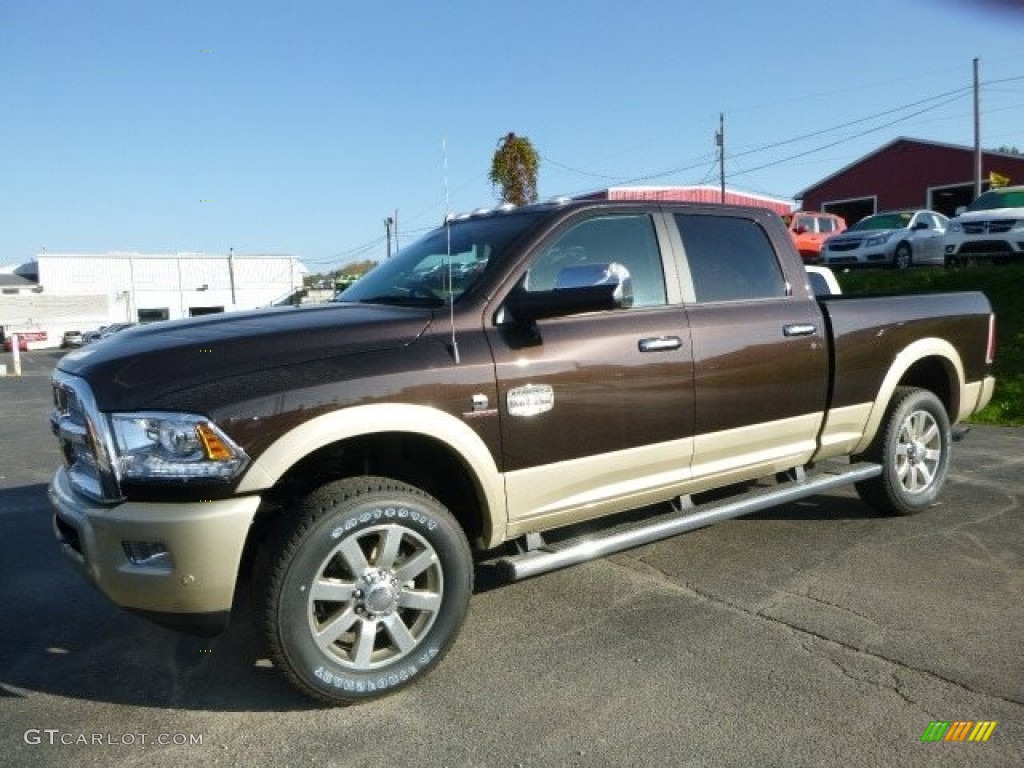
[954,205,967,216]
[504,262,633,324]
[793,226,807,235]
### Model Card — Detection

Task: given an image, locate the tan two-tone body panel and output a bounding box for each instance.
[815,291,994,458]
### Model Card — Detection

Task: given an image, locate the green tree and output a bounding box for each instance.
[489,132,540,205]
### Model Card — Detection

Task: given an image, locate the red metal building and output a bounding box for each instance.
[797,137,1024,225]
[576,185,794,216]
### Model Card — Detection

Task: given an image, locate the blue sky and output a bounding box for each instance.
[2,0,1023,272]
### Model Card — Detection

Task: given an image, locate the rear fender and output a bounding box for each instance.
[852,338,964,454]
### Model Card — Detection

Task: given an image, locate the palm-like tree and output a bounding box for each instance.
[489,132,540,206]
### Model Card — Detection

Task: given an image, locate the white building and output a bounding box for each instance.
[1,251,306,348]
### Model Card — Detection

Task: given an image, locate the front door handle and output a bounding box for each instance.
[639,336,683,352]
[783,323,817,337]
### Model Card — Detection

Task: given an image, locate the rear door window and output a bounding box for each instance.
[672,214,787,303]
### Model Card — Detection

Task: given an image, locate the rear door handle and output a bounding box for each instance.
[783,323,817,337]
[639,336,683,352]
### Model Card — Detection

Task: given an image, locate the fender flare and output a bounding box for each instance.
[236,403,507,545]
[851,337,964,455]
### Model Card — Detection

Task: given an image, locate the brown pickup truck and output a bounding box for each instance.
[49,199,996,703]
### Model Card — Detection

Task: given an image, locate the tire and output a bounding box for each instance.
[855,387,951,515]
[893,242,912,270]
[258,476,473,704]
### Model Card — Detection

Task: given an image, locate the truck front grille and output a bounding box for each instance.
[962,219,1016,235]
[51,371,123,503]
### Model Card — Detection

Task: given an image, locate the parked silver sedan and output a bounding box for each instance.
[821,209,948,269]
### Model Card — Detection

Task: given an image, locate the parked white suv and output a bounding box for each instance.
[944,185,1024,265]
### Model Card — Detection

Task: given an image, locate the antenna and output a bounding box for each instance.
[443,137,460,364]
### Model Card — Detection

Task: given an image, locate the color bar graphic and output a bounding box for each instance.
[920,720,996,743]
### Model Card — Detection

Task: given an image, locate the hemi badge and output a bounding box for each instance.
[507,384,554,417]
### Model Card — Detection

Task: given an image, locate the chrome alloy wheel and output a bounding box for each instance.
[894,409,943,494]
[307,524,443,670]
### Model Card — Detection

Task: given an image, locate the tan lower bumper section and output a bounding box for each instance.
[49,468,260,617]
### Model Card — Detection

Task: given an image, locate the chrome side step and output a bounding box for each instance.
[498,462,882,581]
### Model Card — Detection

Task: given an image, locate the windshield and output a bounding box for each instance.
[336,211,545,307]
[848,212,913,231]
[967,189,1024,211]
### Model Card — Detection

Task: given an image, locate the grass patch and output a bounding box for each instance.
[835,263,1023,426]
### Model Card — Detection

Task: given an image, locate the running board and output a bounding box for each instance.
[498,462,882,581]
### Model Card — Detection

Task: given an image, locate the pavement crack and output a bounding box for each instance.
[796,590,881,625]
[798,639,916,706]
[610,552,1024,710]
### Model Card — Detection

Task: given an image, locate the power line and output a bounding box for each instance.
[328,74,1022,262]
[546,84,979,191]
[541,156,625,181]
[729,92,971,181]
[728,86,974,160]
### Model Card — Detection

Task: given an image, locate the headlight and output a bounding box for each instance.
[109,412,248,481]
[864,232,893,247]
[948,222,963,233]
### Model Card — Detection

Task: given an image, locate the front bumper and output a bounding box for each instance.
[49,467,260,634]
[821,251,891,266]
[944,237,1024,260]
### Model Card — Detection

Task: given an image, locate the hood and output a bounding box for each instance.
[953,206,1024,222]
[827,227,902,242]
[58,302,433,409]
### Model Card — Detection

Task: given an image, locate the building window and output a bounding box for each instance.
[137,308,170,324]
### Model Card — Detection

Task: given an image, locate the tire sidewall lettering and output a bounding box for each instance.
[312,645,440,693]
[330,505,438,540]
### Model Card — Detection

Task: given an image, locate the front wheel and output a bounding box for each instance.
[258,476,473,704]
[893,242,912,270]
[855,387,951,515]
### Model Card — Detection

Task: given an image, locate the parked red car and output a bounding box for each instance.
[782,211,846,263]
[3,330,47,352]
[3,337,28,352]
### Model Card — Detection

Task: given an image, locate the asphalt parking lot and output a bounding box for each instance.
[1,350,1022,767]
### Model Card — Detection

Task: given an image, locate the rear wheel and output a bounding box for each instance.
[855,387,951,515]
[258,476,473,704]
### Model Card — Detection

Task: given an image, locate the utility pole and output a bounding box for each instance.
[716,113,726,203]
[973,57,982,200]
[393,209,399,254]
[384,216,394,259]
